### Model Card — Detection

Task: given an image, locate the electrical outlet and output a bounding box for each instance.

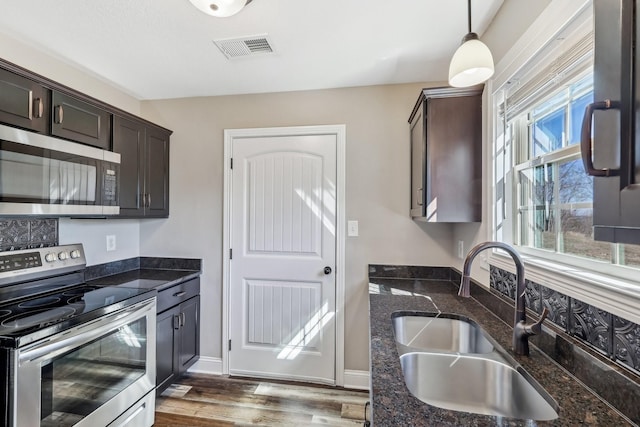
[457,240,464,259]
[106,235,116,252]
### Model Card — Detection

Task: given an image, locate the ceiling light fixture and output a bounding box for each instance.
[448,0,494,87]
[188,0,252,18]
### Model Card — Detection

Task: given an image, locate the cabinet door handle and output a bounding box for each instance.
[54,105,64,124]
[33,98,44,119]
[147,193,151,207]
[180,312,186,327]
[173,291,186,298]
[581,100,620,177]
[417,188,423,206]
[173,315,181,330]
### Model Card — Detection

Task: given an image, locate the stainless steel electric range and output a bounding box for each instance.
[0,244,157,427]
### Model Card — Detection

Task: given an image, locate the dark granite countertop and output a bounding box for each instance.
[87,268,200,292]
[369,278,631,426]
[83,255,201,292]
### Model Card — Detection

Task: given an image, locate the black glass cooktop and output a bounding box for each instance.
[0,284,153,342]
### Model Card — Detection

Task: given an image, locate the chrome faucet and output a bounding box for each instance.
[458,241,549,356]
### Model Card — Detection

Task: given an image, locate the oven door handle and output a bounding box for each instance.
[18,298,155,366]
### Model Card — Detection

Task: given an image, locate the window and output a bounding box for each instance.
[498,64,640,278]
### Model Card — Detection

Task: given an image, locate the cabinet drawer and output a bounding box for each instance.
[157,278,200,313]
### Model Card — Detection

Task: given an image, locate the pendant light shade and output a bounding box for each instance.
[189,0,252,17]
[448,0,494,87]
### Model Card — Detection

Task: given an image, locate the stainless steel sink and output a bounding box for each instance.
[399,352,559,420]
[392,313,494,355]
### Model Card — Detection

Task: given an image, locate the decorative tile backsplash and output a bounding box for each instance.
[0,218,58,251]
[490,265,640,373]
[614,316,640,372]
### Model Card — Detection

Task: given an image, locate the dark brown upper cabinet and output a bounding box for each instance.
[113,116,170,218]
[584,0,640,244]
[0,68,50,133]
[144,126,170,217]
[51,91,111,150]
[0,58,172,219]
[409,86,483,223]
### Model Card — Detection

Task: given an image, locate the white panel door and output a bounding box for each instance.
[229,133,336,384]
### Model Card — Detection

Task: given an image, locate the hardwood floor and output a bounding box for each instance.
[154,374,369,426]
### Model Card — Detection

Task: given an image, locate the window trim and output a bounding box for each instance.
[487,0,640,325]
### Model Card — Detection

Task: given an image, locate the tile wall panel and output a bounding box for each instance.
[540,285,569,330]
[614,316,640,372]
[0,218,58,251]
[570,299,612,356]
[491,265,640,376]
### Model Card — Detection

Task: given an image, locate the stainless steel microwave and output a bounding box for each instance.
[0,123,119,216]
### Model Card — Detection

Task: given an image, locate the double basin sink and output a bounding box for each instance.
[392,312,559,421]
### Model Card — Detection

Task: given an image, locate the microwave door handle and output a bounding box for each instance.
[581,100,621,177]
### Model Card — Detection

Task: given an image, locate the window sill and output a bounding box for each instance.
[489,251,640,325]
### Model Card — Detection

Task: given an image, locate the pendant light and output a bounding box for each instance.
[188,0,252,18]
[448,0,494,87]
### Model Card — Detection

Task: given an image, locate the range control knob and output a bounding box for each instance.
[44,253,58,263]
[58,252,69,261]
[69,250,81,259]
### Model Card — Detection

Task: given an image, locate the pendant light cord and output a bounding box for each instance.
[467,0,472,33]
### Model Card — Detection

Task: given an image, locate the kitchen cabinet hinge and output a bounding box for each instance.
[228,339,232,351]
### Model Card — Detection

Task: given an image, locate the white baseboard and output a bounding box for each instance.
[187,359,369,392]
[343,369,370,391]
[187,356,223,375]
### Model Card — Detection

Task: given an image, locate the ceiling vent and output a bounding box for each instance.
[214,35,274,59]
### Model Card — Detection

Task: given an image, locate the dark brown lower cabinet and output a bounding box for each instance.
[156,278,200,394]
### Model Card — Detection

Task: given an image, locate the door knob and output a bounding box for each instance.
[324,266,332,275]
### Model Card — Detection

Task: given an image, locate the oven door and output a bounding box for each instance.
[12,298,156,427]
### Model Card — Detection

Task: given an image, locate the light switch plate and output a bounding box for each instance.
[106,235,116,252]
[347,220,359,237]
[457,240,464,259]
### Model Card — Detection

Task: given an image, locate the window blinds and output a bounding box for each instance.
[504,32,594,122]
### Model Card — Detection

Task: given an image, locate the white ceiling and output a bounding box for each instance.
[0,0,503,100]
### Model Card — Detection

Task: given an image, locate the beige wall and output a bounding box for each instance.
[140,85,456,370]
[481,0,552,66]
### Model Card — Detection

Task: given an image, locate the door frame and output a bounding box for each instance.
[222,125,346,385]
